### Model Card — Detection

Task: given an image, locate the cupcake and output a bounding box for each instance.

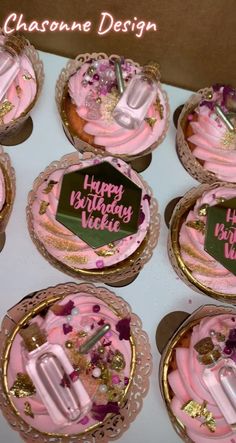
[177,85,236,184]
[0,282,152,442]
[0,30,44,142]
[168,183,236,303]
[56,53,169,171]
[0,146,15,235]
[159,304,236,443]
[27,153,159,286]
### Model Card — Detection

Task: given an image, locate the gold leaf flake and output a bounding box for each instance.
[40,221,70,236]
[154,95,164,119]
[182,400,216,432]
[108,243,115,249]
[145,117,157,128]
[64,255,88,265]
[221,130,236,149]
[186,220,205,234]
[10,373,36,398]
[198,204,209,217]
[45,236,80,251]
[39,201,49,215]
[0,100,14,119]
[96,248,116,257]
[77,331,88,338]
[110,350,126,371]
[24,401,34,418]
[23,73,33,80]
[16,85,22,98]
[43,180,58,194]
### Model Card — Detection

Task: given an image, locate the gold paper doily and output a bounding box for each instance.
[0,147,15,233]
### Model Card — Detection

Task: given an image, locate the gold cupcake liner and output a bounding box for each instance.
[0,29,44,140]
[159,304,236,443]
[176,86,223,184]
[168,181,236,303]
[26,152,160,285]
[0,147,15,233]
[55,52,170,163]
[0,282,152,443]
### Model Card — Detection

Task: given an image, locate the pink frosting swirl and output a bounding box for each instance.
[179,186,236,294]
[0,34,37,124]
[188,86,236,182]
[68,59,168,156]
[7,292,132,434]
[168,314,236,443]
[0,166,5,212]
[31,156,150,270]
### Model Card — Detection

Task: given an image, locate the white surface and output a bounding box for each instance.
[0,51,221,443]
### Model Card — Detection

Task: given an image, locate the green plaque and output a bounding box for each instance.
[204,198,236,275]
[56,161,142,249]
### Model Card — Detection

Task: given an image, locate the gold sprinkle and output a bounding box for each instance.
[45,236,81,252]
[43,180,58,194]
[154,95,164,119]
[145,117,157,128]
[216,197,226,204]
[10,373,36,398]
[0,100,14,119]
[182,400,216,432]
[39,201,49,215]
[16,85,22,97]
[205,91,213,100]
[65,340,73,349]
[186,220,205,234]
[98,346,105,354]
[77,331,87,338]
[40,221,70,236]
[96,248,116,257]
[96,97,102,104]
[64,255,88,265]
[110,350,126,371]
[198,204,209,217]
[221,130,236,149]
[23,73,32,80]
[108,243,115,249]
[24,401,34,418]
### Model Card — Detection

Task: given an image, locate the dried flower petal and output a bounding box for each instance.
[63,323,73,335]
[51,300,75,316]
[91,401,120,421]
[60,373,71,388]
[116,317,131,340]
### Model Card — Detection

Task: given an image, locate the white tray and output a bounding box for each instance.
[0,50,219,443]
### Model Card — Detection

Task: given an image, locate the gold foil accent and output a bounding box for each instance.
[216,332,225,342]
[43,180,58,194]
[64,255,88,265]
[110,350,126,371]
[186,219,205,233]
[40,221,69,237]
[145,117,157,128]
[15,85,22,98]
[10,373,36,398]
[23,73,33,80]
[96,248,116,257]
[221,130,236,149]
[77,331,87,338]
[154,96,164,119]
[194,337,214,355]
[198,348,221,365]
[24,401,34,419]
[39,201,49,215]
[0,100,14,120]
[45,236,80,252]
[198,204,209,217]
[108,387,124,402]
[182,400,216,432]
